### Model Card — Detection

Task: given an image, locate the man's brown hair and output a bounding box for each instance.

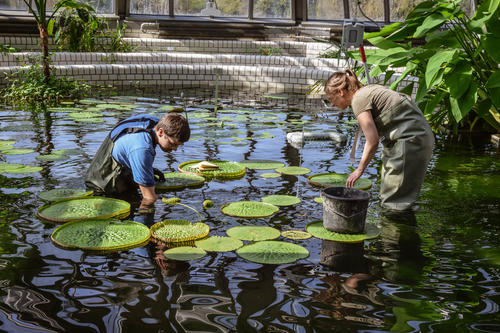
[155,113,190,142]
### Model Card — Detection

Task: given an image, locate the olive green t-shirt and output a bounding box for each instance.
[351,84,402,118]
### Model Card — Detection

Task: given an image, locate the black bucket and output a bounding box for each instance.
[321,187,370,234]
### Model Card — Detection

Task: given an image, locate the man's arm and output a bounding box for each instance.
[138,184,157,209]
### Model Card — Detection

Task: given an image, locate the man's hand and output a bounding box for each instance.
[153,168,166,182]
[346,168,363,188]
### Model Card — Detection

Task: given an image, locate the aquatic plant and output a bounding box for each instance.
[195,236,243,252]
[179,160,246,180]
[151,220,210,243]
[308,173,372,190]
[226,226,281,241]
[221,201,279,218]
[275,166,311,175]
[281,230,312,240]
[156,172,205,190]
[202,200,214,209]
[0,163,43,174]
[306,221,380,243]
[161,197,202,218]
[239,159,285,170]
[236,241,309,264]
[38,188,93,202]
[163,246,206,261]
[261,194,301,206]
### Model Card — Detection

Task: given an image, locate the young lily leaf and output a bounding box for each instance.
[151,220,209,243]
[281,230,312,240]
[236,241,309,264]
[163,246,206,261]
[38,188,93,202]
[221,201,279,218]
[260,173,281,179]
[1,149,35,155]
[239,159,285,170]
[51,219,150,251]
[178,160,246,180]
[275,166,311,175]
[202,200,214,209]
[36,153,70,161]
[0,163,42,174]
[308,173,372,190]
[38,197,130,223]
[314,197,323,204]
[226,226,280,241]
[306,221,380,243]
[156,172,205,190]
[195,236,243,252]
[261,195,300,206]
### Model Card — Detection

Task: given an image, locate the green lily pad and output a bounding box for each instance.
[163,246,206,261]
[263,94,289,100]
[226,226,281,241]
[156,172,205,190]
[79,98,102,105]
[275,166,311,175]
[281,230,312,240]
[0,163,42,174]
[178,160,246,179]
[239,159,285,170]
[51,219,150,251]
[37,197,130,223]
[52,148,81,155]
[151,220,209,243]
[308,173,372,190]
[236,241,309,264]
[48,107,83,112]
[306,221,380,243]
[195,236,243,252]
[38,188,93,202]
[260,173,281,179]
[221,201,279,218]
[261,195,300,206]
[314,197,323,204]
[36,153,69,161]
[1,149,35,155]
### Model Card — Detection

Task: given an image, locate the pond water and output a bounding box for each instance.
[0,90,499,332]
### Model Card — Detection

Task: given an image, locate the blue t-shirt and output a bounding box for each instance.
[111,115,158,187]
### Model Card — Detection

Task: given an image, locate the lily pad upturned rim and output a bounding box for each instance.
[220,201,279,218]
[163,246,207,261]
[239,159,285,170]
[38,188,94,202]
[275,166,311,175]
[261,194,301,206]
[178,160,246,179]
[51,219,151,251]
[306,220,380,243]
[37,196,131,223]
[150,219,210,243]
[226,225,281,241]
[236,240,309,264]
[155,172,206,190]
[308,173,372,190]
[195,236,243,252]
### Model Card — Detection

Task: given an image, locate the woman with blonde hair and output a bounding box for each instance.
[324,69,434,211]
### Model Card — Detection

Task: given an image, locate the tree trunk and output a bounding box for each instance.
[38,23,50,82]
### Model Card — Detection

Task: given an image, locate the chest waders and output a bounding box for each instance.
[85,118,157,195]
[373,96,434,211]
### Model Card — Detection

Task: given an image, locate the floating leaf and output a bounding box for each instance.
[261,195,300,206]
[195,236,243,252]
[37,197,130,223]
[275,166,311,175]
[308,173,372,190]
[314,197,323,204]
[306,221,380,243]
[151,220,209,243]
[38,188,93,202]
[51,219,150,251]
[281,230,311,240]
[156,172,205,190]
[48,107,83,112]
[239,159,285,170]
[221,201,279,218]
[1,149,35,155]
[263,94,289,100]
[226,226,280,241]
[260,173,281,178]
[202,200,214,209]
[69,112,103,119]
[163,246,206,261]
[178,160,246,179]
[162,197,181,205]
[0,140,16,147]
[0,163,42,174]
[236,241,309,264]
[36,153,69,161]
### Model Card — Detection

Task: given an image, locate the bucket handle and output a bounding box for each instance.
[330,208,367,220]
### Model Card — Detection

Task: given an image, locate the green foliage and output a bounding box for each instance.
[353,0,500,132]
[258,47,282,56]
[1,60,89,106]
[0,44,17,54]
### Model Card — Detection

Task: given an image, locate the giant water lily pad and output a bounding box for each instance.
[236,241,309,264]
[239,160,285,170]
[221,201,279,218]
[306,221,380,243]
[151,220,209,243]
[156,172,205,190]
[226,226,280,241]
[178,160,246,179]
[38,188,94,202]
[0,163,42,174]
[308,173,372,190]
[163,246,206,261]
[37,197,130,222]
[195,236,243,252]
[1,148,35,155]
[260,173,281,179]
[51,219,150,251]
[281,230,312,240]
[275,166,311,175]
[261,195,300,206]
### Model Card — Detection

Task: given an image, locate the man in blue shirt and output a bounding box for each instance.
[85,113,190,210]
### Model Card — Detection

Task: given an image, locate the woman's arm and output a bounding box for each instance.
[346,111,379,187]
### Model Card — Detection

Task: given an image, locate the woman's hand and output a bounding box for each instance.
[346,168,363,187]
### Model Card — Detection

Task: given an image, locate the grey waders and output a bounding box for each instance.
[374,97,434,211]
[85,116,157,195]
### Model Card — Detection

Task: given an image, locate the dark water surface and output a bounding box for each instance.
[0,91,499,332]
